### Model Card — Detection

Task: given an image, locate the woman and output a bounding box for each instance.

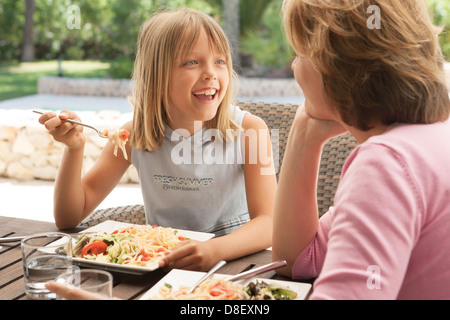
[273,0,450,299]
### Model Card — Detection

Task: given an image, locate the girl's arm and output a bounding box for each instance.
[159,113,277,271]
[272,106,346,276]
[77,121,133,223]
[211,112,277,258]
[39,110,132,229]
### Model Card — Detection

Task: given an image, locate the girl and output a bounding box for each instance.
[273,0,450,299]
[39,8,276,272]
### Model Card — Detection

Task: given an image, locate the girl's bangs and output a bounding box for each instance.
[175,18,230,62]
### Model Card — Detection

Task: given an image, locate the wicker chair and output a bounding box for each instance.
[79,101,357,227]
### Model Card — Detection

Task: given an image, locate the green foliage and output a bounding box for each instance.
[239,0,273,36]
[429,0,450,59]
[240,1,292,69]
[3,0,450,79]
[0,0,282,78]
[0,0,25,60]
[109,59,134,79]
[0,0,219,62]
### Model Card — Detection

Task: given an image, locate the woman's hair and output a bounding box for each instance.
[282,0,450,130]
[130,8,239,151]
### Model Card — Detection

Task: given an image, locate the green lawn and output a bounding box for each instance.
[0,60,111,101]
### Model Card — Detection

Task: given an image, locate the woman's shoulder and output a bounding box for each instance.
[364,120,450,157]
[344,121,450,179]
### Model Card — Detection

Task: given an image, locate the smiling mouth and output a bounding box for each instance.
[192,89,218,102]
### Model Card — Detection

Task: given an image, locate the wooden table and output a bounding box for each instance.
[0,216,299,300]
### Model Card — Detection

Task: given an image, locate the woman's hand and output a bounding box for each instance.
[38,110,86,150]
[293,104,347,147]
[158,240,218,272]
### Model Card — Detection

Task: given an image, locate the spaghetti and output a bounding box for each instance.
[150,279,298,300]
[102,129,130,160]
[152,279,249,300]
[73,224,185,267]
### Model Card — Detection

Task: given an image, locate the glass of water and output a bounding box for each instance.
[21,232,73,300]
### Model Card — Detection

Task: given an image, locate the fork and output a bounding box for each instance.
[33,110,108,138]
[187,260,227,294]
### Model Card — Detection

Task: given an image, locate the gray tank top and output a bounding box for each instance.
[131,105,250,236]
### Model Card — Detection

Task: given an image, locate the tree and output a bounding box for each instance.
[21,0,35,61]
[241,1,292,72]
[239,0,274,36]
[222,0,241,69]
[215,0,275,70]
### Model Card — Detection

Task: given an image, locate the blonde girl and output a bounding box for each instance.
[39,8,276,272]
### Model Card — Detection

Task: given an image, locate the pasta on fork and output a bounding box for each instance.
[102,129,130,160]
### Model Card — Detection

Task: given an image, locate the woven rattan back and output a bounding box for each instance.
[80,101,357,227]
[317,132,358,216]
[237,101,299,177]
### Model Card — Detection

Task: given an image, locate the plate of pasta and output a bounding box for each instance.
[140,269,312,300]
[71,221,215,274]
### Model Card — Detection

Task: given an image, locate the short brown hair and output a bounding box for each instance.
[130,8,239,151]
[283,0,450,130]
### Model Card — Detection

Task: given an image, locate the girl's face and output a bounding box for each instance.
[167,28,229,132]
[291,55,338,121]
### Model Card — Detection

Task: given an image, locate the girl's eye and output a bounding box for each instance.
[184,60,197,66]
[216,60,226,65]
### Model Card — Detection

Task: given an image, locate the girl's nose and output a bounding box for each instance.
[202,63,217,81]
[202,71,217,81]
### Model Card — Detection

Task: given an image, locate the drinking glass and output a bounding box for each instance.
[21,232,73,300]
[56,269,113,299]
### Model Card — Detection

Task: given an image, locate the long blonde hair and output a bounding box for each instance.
[130,8,239,151]
[283,0,450,130]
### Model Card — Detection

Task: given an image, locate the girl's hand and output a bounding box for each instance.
[158,240,218,272]
[38,110,86,150]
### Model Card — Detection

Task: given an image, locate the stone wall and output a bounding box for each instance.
[37,77,132,97]
[0,109,139,183]
[37,76,304,98]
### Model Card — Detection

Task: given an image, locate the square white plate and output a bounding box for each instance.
[140,269,312,300]
[72,221,215,274]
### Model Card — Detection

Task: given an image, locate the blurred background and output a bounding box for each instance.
[1,0,449,102]
[0,0,296,102]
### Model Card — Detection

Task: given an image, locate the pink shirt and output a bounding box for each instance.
[292,119,450,299]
